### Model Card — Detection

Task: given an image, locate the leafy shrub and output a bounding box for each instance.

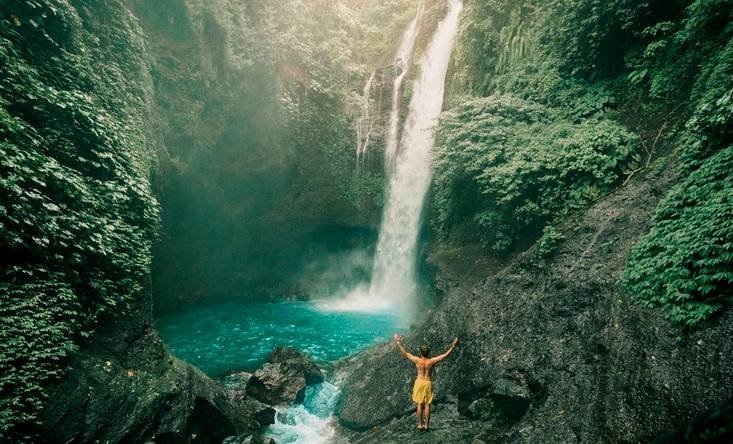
[432,94,638,252]
[621,17,732,326]
[624,0,732,108]
[536,226,566,260]
[622,145,733,326]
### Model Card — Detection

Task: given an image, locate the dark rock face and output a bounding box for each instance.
[38,301,260,444]
[125,0,385,311]
[336,165,733,442]
[224,374,277,427]
[268,346,324,384]
[651,396,733,443]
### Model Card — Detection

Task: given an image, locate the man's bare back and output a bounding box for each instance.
[394,334,459,430]
[414,358,434,381]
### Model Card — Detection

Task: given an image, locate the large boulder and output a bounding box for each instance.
[39,319,259,443]
[268,346,324,384]
[246,363,308,405]
[245,347,324,405]
[224,373,277,427]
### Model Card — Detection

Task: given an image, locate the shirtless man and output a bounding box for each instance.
[394,334,459,430]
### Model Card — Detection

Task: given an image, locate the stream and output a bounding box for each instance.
[156,301,403,442]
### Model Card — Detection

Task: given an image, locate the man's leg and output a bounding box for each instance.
[424,403,431,430]
[416,403,423,428]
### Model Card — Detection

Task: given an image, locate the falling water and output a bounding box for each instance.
[355,70,376,166]
[369,0,463,315]
[384,0,424,169]
[323,0,463,316]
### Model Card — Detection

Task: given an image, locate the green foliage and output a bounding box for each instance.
[682,37,733,169]
[444,0,732,327]
[494,4,535,75]
[622,146,733,326]
[624,0,732,107]
[536,226,566,260]
[433,94,638,252]
[621,7,732,326]
[0,1,159,434]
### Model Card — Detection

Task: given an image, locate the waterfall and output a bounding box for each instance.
[323,0,463,316]
[370,0,463,315]
[355,70,376,167]
[384,0,424,169]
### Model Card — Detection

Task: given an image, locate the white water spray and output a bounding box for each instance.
[323,0,463,317]
[265,382,341,444]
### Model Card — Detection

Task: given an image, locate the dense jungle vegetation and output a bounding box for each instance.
[0,0,731,440]
[433,0,732,326]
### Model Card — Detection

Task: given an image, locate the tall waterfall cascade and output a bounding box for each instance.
[325,0,463,317]
[384,0,424,169]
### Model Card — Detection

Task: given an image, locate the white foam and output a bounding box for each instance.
[265,383,341,444]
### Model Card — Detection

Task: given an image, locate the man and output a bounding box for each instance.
[394,334,459,430]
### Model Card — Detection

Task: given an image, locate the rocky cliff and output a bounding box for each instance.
[336,161,733,442]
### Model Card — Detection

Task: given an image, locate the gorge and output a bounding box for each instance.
[1,0,732,443]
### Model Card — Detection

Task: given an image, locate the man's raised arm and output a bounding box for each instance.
[394,334,419,362]
[430,338,459,364]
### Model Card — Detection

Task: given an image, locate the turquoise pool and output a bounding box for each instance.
[156,300,403,377]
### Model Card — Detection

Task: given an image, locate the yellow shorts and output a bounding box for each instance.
[412,379,434,404]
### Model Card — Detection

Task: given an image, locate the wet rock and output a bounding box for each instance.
[223,373,277,426]
[39,324,258,443]
[225,371,253,388]
[223,434,277,444]
[244,347,325,405]
[246,363,307,405]
[277,411,297,425]
[337,165,733,442]
[268,346,324,384]
[228,393,276,428]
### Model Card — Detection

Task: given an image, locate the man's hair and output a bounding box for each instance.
[419,345,430,357]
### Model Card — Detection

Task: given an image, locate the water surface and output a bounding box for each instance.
[156,301,402,377]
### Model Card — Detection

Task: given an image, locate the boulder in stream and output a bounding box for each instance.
[268,345,324,384]
[245,347,324,405]
[246,363,307,405]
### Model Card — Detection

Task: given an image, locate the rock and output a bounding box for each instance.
[277,411,297,425]
[246,363,307,405]
[337,165,733,442]
[224,373,276,426]
[225,371,254,389]
[492,377,531,399]
[231,396,276,428]
[268,346,324,384]
[38,322,259,443]
[244,347,324,405]
[223,434,278,444]
[650,395,733,443]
